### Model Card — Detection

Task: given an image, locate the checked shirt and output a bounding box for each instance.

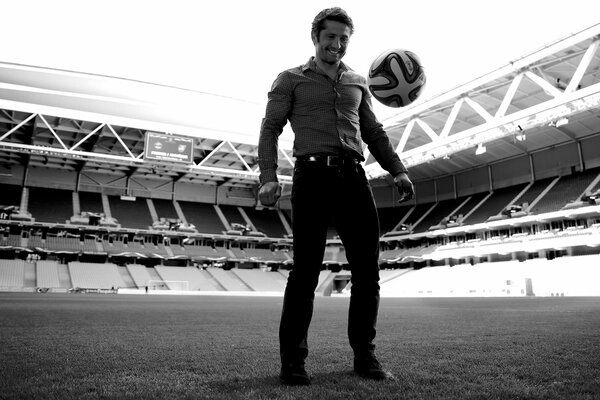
[258,57,407,185]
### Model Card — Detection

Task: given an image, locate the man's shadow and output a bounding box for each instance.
[201,369,398,397]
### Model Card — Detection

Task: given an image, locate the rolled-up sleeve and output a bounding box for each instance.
[258,72,293,185]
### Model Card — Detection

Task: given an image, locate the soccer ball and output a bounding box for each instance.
[367,49,426,108]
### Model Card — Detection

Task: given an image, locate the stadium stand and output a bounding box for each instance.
[530,168,600,214]
[1,183,22,208]
[79,191,104,215]
[242,246,287,263]
[27,234,43,250]
[108,195,152,229]
[6,234,23,247]
[451,192,489,223]
[103,237,133,254]
[230,268,287,292]
[219,205,246,230]
[401,202,433,229]
[205,267,252,292]
[243,207,287,238]
[1,164,599,297]
[152,199,179,220]
[45,235,82,252]
[377,206,411,235]
[323,246,348,266]
[378,254,600,297]
[28,187,73,224]
[117,266,137,288]
[411,198,465,233]
[154,265,222,291]
[82,237,101,253]
[0,259,25,289]
[68,262,126,290]
[182,243,229,260]
[23,261,35,287]
[463,183,529,224]
[126,264,153,288]
[178,201,224,234]
[514,177,554,212]
[36,260,61,288]
[56,264,72,288]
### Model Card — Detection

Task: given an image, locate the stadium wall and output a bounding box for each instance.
[1,137,598,209]
[26,167,77,191]
[0,164,25,186]
[532,142,580,179]
[491,156,531,189]
[40,169,258,206]
[456,166,490,197]
[581,135,600,169]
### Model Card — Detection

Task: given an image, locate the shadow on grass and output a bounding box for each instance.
[204,369,401,400]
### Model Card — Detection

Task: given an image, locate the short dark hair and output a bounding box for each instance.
[311,7,354,40]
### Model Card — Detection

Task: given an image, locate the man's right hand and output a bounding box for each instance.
[258,181,282,207]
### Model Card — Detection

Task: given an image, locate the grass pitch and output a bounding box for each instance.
[1,293,599,399]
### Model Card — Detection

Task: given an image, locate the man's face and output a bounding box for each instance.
[313,20,351,65]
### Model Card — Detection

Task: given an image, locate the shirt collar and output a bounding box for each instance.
[302,57,350,73]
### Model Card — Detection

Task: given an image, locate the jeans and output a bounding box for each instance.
[279,161,381,365]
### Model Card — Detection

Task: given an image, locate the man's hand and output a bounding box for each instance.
[393,172,414,203]
[259,181,282,207]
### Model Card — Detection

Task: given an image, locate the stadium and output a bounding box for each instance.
[1,10,600,400]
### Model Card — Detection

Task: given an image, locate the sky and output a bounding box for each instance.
[3,0,600,126]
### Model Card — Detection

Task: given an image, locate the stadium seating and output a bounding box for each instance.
[0,183,23,208]
[411,198,464,233]
[243,207,288,238]
[181,244,229,260]
[231,268,288,292]
[6,234,23,247]
[108,196,153,230]
[530,168,600,214]
[2,165,600,297]
[464,184,528,224]
[379,254,600,297]
[0,259,25,289]
[45,235,82,252]
[126,264,153,288]
[154,265,222,291]
[36,260,61,288]
[515,177,554,211]
[82,238,101,253]
[78,191,104,215]
[152,199,180,221]
[205,267,252,292]
[28,187,73,224]
[178,201,225,234]
[219,205,247,230]
[68,262,126,290]
[377,206,412,235]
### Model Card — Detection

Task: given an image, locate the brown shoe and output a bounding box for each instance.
[280,363,311,385]
[354,356,395,380]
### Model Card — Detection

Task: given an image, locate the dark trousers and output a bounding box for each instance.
[279,161,381,365]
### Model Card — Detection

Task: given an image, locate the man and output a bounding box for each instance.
[258,7,414,386]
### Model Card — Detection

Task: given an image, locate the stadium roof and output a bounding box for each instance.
[0,23,599,192]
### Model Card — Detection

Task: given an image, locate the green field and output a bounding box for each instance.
[1,293,599,399]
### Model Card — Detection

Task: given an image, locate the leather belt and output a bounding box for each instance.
[296,155,359,167]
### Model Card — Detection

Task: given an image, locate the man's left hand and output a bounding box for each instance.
[393,172,414,203]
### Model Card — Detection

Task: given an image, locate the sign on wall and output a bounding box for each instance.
[144,132,194,164]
